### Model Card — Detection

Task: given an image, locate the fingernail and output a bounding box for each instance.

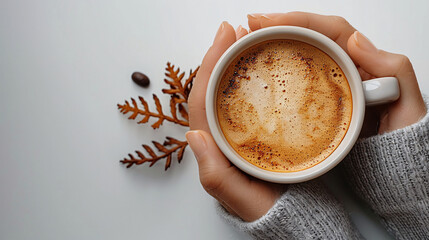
[261,15,272,20]
[247,13,258,19]
[214,21,227,42]
[236,25,243,33]
[354,31,377,53]
[185,131,207,160]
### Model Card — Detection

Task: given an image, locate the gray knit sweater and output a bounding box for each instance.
[218,99,429,239]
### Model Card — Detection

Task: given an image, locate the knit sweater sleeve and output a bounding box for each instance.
[342,97,429,239]
[216,180,361,240]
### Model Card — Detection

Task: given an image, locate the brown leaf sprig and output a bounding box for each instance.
[120,137,188,170]
[117,95,189,128]
[117,62,199,170]
[162,62,199,102]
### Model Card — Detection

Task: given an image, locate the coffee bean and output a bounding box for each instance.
[131,72,150,87]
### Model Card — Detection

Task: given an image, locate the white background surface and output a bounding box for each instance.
[1,0,428,239]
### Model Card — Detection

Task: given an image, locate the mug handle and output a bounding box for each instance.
[362,77,400,106]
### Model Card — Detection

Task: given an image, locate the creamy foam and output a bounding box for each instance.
[216,40,352,172]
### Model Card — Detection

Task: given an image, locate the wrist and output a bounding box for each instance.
[241,184,286,222]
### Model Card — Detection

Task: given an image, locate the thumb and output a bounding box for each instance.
[185,130,281,222]
[347,31,426,131]
[185,130,233,194]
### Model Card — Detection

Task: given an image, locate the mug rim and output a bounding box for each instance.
[205,26,365,183]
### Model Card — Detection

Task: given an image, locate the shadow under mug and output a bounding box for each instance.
[206,26,400,183]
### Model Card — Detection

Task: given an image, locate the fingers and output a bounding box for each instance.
[188,21,236,132]
[357,67,374,81]
[347,31,426,132]
[247,12,356,51]
[197,22,237,79]
[186,130,282,222]
[235,25,248,40]
[247,13,263,31]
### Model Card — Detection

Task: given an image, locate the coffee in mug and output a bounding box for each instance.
[216,39,352,172]
[206,26,399,183]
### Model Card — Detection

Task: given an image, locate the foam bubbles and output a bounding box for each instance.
[216,40,352,172]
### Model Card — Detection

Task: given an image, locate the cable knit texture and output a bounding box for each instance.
[217,97,428,239]
[217,180,361,240]
[342,97,429,239]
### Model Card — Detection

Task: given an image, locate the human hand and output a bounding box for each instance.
[186,22,285,222]
[248,12,427,136]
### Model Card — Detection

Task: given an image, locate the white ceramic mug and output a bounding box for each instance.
[205,26,400,183]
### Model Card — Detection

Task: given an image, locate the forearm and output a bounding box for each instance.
[342,97,429,239]
[217,180,361,240]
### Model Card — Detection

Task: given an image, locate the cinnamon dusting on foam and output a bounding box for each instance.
[216,40,352,172]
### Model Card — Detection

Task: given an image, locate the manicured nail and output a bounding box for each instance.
[214,21,227,42]
[236,25,243,33]
[185,131,207,160]
[261,15,272,20]
[247,14,258,19]
[354,31,377,53]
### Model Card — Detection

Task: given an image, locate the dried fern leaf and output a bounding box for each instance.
[120,137,188,170]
